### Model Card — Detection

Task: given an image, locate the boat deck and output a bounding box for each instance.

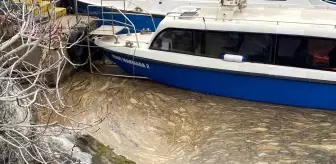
[95,32,153,48]
[90,25,126,36]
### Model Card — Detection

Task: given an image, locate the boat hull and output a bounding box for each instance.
[72,1,164,32]
[323,0,336,4]
[103,49,336,111]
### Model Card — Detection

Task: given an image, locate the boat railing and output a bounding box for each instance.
[166,3,336,16]
[163,0,223,5]
[166,4,336,28]
[97,0,157,31]
[246,3,336,9]
[87,0,158,47]
[167,14,336,27]
[87,4,141,47]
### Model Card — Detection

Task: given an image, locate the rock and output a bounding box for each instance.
[76,135,135,164]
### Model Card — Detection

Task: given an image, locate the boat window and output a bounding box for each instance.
[203,31,241,58]
[276,35,336,71]
[203,31,273,63]
[150,29,196,54]
[238,33,273,63]
[150,29,274,64]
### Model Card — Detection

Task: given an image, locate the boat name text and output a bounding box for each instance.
[111,55,150,69]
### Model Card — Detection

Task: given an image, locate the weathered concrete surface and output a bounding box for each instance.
[76,135,135,164]
[49,72,336,164]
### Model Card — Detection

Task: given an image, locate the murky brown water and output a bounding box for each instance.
[56,71,336,164]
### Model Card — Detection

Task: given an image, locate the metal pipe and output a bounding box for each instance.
[75,0,78,23]
[90,64,148,79]
[87,4,140,47]
[111,34,119,44]
[125,27,130,35]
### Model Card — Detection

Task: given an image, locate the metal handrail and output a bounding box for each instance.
[167,14,336,27]
[246,3,336,8]
[99,0,157,30]
[118,0,157,30]
[166,3,336,15]
[166,4,336,27]
[87,4,140,47]
[89,17,135,28]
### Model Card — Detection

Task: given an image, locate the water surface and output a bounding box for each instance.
[58,72,336,164]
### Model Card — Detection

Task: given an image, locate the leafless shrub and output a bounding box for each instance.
[0,0,101,163]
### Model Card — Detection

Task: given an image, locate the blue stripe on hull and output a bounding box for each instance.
[76,1,163,32]
[104,50,336,110]
[322,0,336,4]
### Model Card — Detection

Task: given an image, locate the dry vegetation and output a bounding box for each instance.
[0,0,103,163]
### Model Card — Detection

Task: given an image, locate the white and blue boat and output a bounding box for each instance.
[62,0,220,31]
[94,1,336,110]
[323,0,336,5]
[61,0,317,32]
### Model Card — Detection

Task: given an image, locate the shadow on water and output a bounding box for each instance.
[55,71,336,164]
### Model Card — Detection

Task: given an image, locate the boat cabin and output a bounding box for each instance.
[148,4,336,71]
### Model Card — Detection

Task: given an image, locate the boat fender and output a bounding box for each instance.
[221,54,246,63]
[67,29,89,65]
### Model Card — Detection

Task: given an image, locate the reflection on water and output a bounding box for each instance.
[60,72,336,164]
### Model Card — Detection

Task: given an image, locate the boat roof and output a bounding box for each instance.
[79,0,328,16]
[158,4,336,38]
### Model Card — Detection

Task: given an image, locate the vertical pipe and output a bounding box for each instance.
[102,1,104,27]
[87,5,92,73]
[87,34,93,73]
[124,0,126,30]
[75,0,79,23]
